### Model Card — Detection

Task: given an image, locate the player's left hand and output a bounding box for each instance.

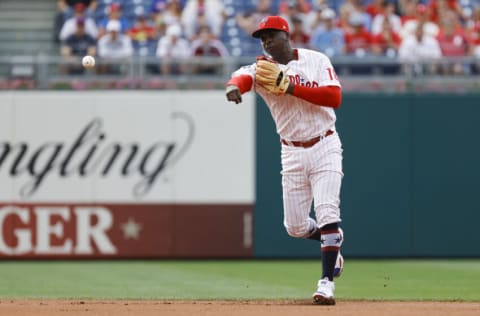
[255,60,290,94]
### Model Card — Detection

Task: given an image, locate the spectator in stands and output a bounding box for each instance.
[312,0,329,11]
[279,0,317,34]
[308,2,331,31]
[181,0,225,40]
[278,0,312,15]
[236,0,274,35]
[97,3,131,38]
[156,24,191,74]
[399,22,442,75]
[55,0,97,38]
[436,11,470,75]
[60,17,97,74]
[128,14,157,42]
[310,8,345,57]
[371,1,402,35]
[470,21,480,73]
[398,0,419,25]
[155,20,169,39]
[127,14,157,42]
[279,0,300,29]
[472,5,480,25]
[290,15,310,48]
[344,12,373,57]
[338,0,372,31]
[234,0,274,56]
[97,20,134,74]
[150,0,186,22]
[470,20,480,53]
[427,0,467,24]
[336,2,355,30]
[59,3,98,41]
[128,14,158,56]
[365,0,387,18]
[155,0,183,28]
[371,17,402,57]
[465,5,480,38]
[399,0,414,14]
[400,3,440,39]
[55,0,97,43]
[62,0,96,11]
[190,25,229,74]
[150,0,169,17]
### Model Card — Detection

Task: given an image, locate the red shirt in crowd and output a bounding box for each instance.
[371,30,402,50]
[344,27,373,54]
[436,28,469,56]
[128,24,156,42]
[470,23,480,46]
[428,0,460,23]
[290,32,310,48]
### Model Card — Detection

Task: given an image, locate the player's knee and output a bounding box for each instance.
[315,206,341,228]
[285,224,310,238]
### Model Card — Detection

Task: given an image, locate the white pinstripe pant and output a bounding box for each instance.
[281,133,343,238]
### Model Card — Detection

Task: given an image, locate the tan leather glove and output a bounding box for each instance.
[255,60,290,94]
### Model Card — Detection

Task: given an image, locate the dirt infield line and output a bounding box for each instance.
[1,300,479,316]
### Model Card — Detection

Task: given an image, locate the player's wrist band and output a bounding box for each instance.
[225,85,239,93]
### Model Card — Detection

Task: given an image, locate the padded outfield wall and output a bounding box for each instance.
[1,91,479,258]
[255,93,480,258]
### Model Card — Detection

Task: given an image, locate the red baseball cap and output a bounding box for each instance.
[252,16,290,38]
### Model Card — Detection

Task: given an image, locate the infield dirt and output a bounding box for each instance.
[1,300,479,316]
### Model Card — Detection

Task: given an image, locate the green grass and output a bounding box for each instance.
[0,260,479,301]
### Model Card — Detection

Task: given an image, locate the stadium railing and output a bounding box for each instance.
[0,55,479,93]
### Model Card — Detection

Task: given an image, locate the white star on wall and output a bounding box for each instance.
[120,217,143,240]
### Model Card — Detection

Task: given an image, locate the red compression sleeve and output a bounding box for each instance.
[226,75,253,94]
[291,85,342,108]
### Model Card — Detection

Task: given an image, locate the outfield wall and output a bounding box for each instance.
[255,93,480,258]
[0,91,254,258]
[1,91,480,258]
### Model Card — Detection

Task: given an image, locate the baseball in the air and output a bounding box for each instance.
[82,55,95,68]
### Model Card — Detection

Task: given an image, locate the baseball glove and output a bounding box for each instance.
[255,60,290,94]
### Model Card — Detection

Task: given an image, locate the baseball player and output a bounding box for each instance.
[225,16,344,305]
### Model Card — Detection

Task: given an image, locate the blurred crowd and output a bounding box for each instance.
[56,0,229,75]
[55,0,480,76]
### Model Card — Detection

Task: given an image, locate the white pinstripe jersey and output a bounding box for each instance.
[231,48,341,141]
